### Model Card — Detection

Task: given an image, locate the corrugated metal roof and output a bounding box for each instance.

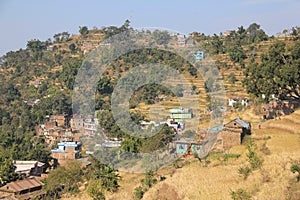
[1,178,43,193]
[234,118,250,129]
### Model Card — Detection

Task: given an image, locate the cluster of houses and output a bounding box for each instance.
[0,105,252,199]
[35,114,99,146]
[138,107,251,156]
[140,107,193,134]
[34,114,102,165]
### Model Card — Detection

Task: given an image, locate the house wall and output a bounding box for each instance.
[217,131,241,149]
[176,143,188,154]
[170,113,192,119]
[191,144,202,154]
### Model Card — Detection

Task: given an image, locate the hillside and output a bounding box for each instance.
[1,22,300,200]
[60,109,300,200]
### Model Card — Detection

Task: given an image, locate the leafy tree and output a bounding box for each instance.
[244,41,300,101]
[238,166,251,180]
[79,26,89,36]
[228,45,247,63]
[134,186,144,199]
[0,158,20,186]
[43,160,82,197]
[86,156,120,193]
[152,30,171,45]
[69,43,77,53]
[26,39,46,60]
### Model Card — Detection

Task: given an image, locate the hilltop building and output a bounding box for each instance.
[51,141,82,165]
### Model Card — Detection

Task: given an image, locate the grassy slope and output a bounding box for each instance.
[59,35,300,199]
[62,109,300,200]
[141,110,300,200]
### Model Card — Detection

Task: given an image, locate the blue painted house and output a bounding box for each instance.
[176,138,203,155]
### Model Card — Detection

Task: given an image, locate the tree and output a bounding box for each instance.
[152,30,171,45]
[69,43,77,53]
[246,23,268,43]
[86,156,120,194]
[121,19,131,31]
[230,188,251,200]
[0,158,20,186]
[26,39,46,60]
[244,41,300,101]
[43,160,82,197]
[228,45,247,64]
[79,26,89,36]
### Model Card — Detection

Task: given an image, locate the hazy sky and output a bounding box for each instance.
[0,0,299,56]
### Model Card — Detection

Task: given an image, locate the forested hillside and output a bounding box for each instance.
[0,20,300,199]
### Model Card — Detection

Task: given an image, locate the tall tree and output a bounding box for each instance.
[244,41,300,101]
[0,158,20,186]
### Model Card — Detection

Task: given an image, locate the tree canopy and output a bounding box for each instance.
[244,41,300,101]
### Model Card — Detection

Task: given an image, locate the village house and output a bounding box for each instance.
[177,34,186,47]
[13,161,45,178]
[228,98,249,107]
[51,141,82,165]
[81,41,99,54]
[175,138,206,155]
[140,118,184,133]
[83,116,99,135]
[70,114,85,132]
[50,115,67,127]
[36,123,77,145]
[215,118,251,150]
[0,177,44,200]
[228,98,239,107]
[169,108,192,122]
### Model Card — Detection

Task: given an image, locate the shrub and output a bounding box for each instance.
[290,160,300,182]
[246,140,263,170]
[134,186,144,200]
[230,188,251,200]
[238,166,251,180]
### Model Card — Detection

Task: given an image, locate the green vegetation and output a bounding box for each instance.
[43,160,83,198]
[290,160,300,182]
[0,158,20,186]
[230,188,252,200]
[244,41,300,101]
[0,20,299,198]
[134,170,159,199]
[246,140,263,170]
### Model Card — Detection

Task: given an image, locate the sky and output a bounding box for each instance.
[0,0,299,56]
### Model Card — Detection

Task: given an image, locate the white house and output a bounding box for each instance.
[228,98,239,107]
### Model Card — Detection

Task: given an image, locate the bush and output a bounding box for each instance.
[134,186,144,200]
[238,166,251,180]
[290,160,300,182]
[230,188,251,200]
[246,140,263,170]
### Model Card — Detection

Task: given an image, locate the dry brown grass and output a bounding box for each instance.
[62,109,300,200]
[142,110,300,200]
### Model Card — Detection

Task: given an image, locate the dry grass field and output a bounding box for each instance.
[62,109,300,200]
